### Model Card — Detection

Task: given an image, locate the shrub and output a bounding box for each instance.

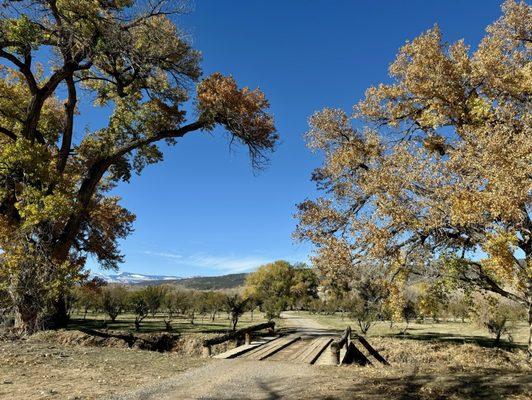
[473,295,526,345]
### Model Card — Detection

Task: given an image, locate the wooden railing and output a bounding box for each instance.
[352,332,390,366]
[329,326,351,365]
[330,327,390,366]
[202,321,275,357]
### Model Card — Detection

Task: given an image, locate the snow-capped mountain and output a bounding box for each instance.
[90,271,180,284]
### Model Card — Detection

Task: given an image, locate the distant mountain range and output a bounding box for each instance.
[90,271,180,284]
[91,271,248,289]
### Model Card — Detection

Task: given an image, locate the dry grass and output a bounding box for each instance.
[0,336,208,400]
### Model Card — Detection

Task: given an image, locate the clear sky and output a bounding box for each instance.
[87,0,504,277]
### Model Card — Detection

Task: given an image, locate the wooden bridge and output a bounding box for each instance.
[203,323,389,366]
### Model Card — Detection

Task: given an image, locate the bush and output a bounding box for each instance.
[262,298,286,321]
[473,295,526,345]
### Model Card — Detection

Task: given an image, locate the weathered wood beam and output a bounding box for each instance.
[202,321,275,349]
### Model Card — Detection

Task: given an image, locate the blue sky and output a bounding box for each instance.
[87,0,504,277]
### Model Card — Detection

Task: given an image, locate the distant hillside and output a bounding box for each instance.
[160,273,249,290]
[92,271,249,290]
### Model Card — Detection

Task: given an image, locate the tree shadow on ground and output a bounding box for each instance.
[385,331,526,351]
[66,317,237,335]
[244,368,531,400]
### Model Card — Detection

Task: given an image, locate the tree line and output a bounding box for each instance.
[306,283,526,345]
[67,279,253,332]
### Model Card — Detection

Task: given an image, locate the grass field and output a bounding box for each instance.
[297,311,529,348]
[68,310,267,334]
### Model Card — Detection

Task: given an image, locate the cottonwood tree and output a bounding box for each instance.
[0,0,277,331]
[295,1,531,354]
[244,260,319,312]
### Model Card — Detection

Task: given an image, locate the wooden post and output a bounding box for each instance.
[330,342,340,365]
[202,345,212,358]
[245,332,252,345]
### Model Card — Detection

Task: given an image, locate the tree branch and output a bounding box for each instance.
[466,261,526,305]
[0,126,17,140]
[52,119,207,262]
[57,75,77,173]
[0,49,39,94]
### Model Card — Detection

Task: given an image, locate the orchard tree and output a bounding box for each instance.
[76,276,107,319]
[0,0,277,331]
[204,291,226,322]
[129,289,149,331]
[162,288,186,331]
[295,1,531,354]
[347,277,388,334]
[225,294,247,331]
[101,286,127,323]
[143,285,167,317]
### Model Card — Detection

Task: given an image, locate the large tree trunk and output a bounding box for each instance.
[527,298,532,360]
[10,262,46,332]
[50,297,69,329]
[13,302,40,333]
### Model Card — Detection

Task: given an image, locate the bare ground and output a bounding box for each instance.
[109,357,532,400]
[0,337,206,400]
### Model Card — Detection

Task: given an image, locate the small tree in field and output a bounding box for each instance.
[225,294,248,331]
[401,299,418,334]
[129,290,149,331]
[162,289,187,331]
[448,293,472,323]
[143,285,167,317]
[417,282,448,323]
[349,278,388,334]
[101,286,128,323]
[474,295,526,345]
[245,295,258,321]
[204,291,226,322]
[76,277,107,320]
[183,291,198,325]
[262,298,287,321]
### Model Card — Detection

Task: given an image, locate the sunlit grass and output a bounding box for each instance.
[290,311,529,348]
